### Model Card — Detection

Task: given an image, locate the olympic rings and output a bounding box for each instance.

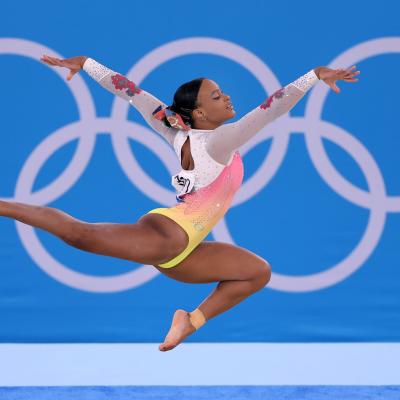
[0,37,397,292]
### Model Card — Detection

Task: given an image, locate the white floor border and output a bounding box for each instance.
[0,343,398,386]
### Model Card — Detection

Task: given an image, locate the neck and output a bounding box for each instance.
[192,120,222,130]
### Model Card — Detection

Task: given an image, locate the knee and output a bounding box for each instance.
[252,260,272,290]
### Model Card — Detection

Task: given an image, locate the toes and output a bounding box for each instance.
[159,342,175,352]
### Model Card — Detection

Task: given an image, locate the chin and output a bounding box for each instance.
[227,109,236,119]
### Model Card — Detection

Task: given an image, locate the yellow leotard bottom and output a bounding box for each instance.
[147,207,211,269]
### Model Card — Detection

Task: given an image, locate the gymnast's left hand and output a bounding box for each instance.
[314,65,360,93]
[40,55,88,81]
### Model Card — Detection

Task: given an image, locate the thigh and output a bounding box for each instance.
[68,213,189,265]
[154,240,270,284]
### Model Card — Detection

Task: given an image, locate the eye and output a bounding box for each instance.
[214,96,221,100]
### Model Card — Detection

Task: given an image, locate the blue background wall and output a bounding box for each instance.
[0,0,399,343]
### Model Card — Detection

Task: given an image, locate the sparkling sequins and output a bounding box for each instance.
[292,69,319,92]
[193,223,204,232]
[177,152,243,231]
[82,58,110,81]
[170,129,243,234]
[172,130,226,193]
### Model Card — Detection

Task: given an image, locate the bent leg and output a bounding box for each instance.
[0,200,188,265]
[155,241,271,351]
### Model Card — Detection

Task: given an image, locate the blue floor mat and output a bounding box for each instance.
[0,386,399,400]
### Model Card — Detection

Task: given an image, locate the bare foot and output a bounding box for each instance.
[159,309,197,352]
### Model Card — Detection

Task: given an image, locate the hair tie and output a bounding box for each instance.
[152,105,190,131]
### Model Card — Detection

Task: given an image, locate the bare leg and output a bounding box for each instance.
[0,200,189,265]
[154,241,271,351]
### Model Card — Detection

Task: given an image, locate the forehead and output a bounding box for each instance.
[198,79,221,99]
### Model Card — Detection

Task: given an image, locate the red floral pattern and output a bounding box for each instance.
[111,74,142,97]
[260,88,285,110]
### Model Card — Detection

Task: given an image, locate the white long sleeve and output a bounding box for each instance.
[83,58,176,146]
[206,69,319,164]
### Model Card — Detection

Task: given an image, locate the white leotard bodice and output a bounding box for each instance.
[83,58,319,199]
[171,128,234,196]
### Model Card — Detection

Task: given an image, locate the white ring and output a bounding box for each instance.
[1,36,396,293]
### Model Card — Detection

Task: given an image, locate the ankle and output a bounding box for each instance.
[188,308,206,330]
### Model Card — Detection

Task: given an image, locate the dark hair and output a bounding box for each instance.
[164,77,206,129]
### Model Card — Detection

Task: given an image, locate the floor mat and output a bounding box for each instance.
[0,386,399,400]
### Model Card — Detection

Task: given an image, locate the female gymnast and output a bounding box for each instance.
[1,54,359,351]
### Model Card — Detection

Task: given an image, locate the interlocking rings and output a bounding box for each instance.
[0,37,397,293]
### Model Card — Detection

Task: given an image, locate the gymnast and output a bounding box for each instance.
[0,53,359,351]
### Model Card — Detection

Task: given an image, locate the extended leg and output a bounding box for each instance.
[0,200,188,265]
[155,241,271,351]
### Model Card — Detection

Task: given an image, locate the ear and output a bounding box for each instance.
[192,108,203,120]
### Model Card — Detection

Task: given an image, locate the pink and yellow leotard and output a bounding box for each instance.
[148,150,244,267]
[83,58,319,268]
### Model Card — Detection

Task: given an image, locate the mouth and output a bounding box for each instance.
[226,103,234,110]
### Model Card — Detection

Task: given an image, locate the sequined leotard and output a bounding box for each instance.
[83,58,319,268]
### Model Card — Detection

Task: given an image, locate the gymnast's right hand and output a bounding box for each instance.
[40,55,88,81]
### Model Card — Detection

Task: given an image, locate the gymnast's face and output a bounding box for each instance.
[192,79,236,129]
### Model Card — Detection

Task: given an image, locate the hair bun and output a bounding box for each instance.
[152,104,190,131]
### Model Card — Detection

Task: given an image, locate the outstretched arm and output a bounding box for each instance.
[206,66,360,164]
[40,55,177,146]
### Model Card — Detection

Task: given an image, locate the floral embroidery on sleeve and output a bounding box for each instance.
[259,88,285,110]
[111,74,142,97]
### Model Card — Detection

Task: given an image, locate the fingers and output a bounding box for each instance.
[322,65,360,93]
[345,70,360,78]
[40,55,56,66]
[335,65,360,82]
[346,65,357,72]
[344,66,360,77]
[329,81,341,93]
[40,54,63,67]
[40,55,59,66]
[40,54,78,81]
[344,78,359,83]
[66,70,78,81]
